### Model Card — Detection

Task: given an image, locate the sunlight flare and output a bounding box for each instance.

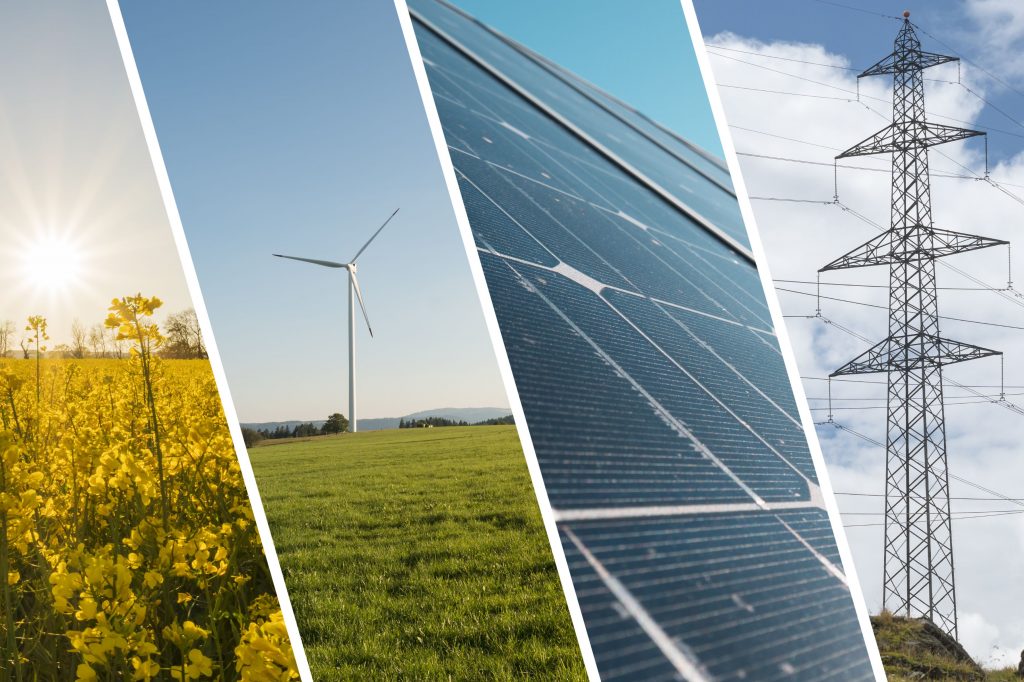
[19,231,84,292]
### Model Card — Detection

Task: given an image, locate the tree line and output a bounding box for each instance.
[396,415,513,428]
[0,308,207,359]
[241,413,349,447]
[240,413,515,448]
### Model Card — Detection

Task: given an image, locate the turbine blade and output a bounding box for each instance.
[273,254,347,268]
[350,208,400,263]
[350,270,373,337]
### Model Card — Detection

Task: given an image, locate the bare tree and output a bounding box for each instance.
[19,338,29,360]
[107,325,126,360]
[88,323,108,358]
[162,309,207,359]
[0,320,14,358]
[70,319,87,359]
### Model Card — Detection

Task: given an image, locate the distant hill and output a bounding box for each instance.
[872,613,1018,680]
[242,407,512,433]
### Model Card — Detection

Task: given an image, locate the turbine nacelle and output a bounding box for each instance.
[272,207,399,338]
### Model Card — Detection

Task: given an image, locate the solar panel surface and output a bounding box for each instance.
[408,2,874,679]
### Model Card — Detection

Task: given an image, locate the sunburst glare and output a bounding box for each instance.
[19,231,84,293]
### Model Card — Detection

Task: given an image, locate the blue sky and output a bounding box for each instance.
[454,0,723,156]
[120,1,507,422]
[695,0,1024,164]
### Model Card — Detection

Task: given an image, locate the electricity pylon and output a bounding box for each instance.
[821,12,1006,639]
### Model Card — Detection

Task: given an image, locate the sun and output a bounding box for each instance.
[20,233,84,292]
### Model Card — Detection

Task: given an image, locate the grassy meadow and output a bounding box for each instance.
[249,425,587,680]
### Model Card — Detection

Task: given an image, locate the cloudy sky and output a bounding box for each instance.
[695,0,1024,667]
[0,2,191,347]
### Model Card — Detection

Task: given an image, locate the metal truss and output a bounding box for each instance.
[821,17,1006,640]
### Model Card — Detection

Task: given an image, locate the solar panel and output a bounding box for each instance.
[408,1,875,678]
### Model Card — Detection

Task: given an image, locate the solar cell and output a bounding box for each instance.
[408,1,875,678]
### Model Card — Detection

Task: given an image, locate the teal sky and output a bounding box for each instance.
[453,0,724,156]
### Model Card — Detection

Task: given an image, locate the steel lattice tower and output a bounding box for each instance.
[821,14,1007,638]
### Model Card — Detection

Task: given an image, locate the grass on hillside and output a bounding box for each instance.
[249,425,586,680]
[873,612,1019,681]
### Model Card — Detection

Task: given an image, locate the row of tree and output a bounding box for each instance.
[0,309,206,359]
[399,415,515,427]
[398,416,469,428]
[241,413,349,447]
[239,413,515,448]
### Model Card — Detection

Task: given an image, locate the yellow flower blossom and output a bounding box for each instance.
[0,324,296,677]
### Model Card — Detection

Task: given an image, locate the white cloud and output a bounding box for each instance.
[706,28,1024,665]
[965,0,1024,79]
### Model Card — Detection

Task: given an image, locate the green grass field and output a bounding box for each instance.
[249,426,587,680]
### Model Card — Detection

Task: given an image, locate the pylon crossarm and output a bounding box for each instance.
[859,49,957,78]
[820,232,893,271]
[837,122,984,158]
[820,227,1007,271]
[830,337,896,376]
[926,227,1008,257]
[830,335,1000,376]
[932,337,1002,368]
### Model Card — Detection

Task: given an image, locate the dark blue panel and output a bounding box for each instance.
[775,509,845,567]
[564,515,874,682]
[455,152,636,290]
[480,252,749,508]
[500,258,809,502]
[454,161,559,268]
[604,290,816,481]
[668,308,800,416]
[560,532,683,682]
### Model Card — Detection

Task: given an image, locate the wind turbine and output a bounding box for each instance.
[273,207,399,433]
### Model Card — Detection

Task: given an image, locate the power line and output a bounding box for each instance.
[856,97,1024,210]
[844,510,1024,528]
[748,195,834,205]
[710,47,1024,140]
[909,20,1024,102]
[948,473,1024,509]
[776,278,1002,292]
[827,197,1024,310]
[803,313,1024,417]
[837,491,1024,502]
[803,375,1024,389]
[842,509,1024,516]
[718,83,855,102]
[808,390,1024,401]
[706,45,859,72]
[811,399,1009,411]
[719,80,1024,140]
[730,125,842,152]
[736,148,1024,187]
[811,0,902,21]
[777,286,1024,331]
[709,50,873,100]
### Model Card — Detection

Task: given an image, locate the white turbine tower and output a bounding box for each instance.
[274,208,399,433]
